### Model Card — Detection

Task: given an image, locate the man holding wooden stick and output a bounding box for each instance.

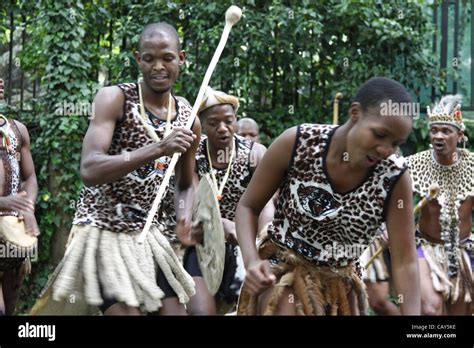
[51,23,200,315]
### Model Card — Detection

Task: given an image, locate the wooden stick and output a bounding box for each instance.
[332,92,343,125]
[137,6,242,244]
[364,183,440,268]
[0,78,5,111]
[0,78,4,100]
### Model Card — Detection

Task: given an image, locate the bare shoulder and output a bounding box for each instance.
[250,142,267,169]
[272,126,298,150]
[252,142,267,153]
[259,126,298,170]
[95,85,124,101]
[392,169,413,198]
[12,120,30,143]
[393,170,412,192]
[387,170,413,209]
[93,85,125,122]
[465,195,474,207]
[12,119,27,133]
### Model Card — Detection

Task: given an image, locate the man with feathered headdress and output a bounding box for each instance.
[407,95,473,315]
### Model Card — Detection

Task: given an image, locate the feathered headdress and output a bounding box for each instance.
[427,94,464,131]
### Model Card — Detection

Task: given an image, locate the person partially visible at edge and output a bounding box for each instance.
[0,77,40,315]
[236,77,420,315]
[407,94,473,315]
[51,23,201,315]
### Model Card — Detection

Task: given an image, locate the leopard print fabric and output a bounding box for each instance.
[0,119,22,217]
[406,149,474,207]
[157,175,178,243]
[159,134,253,243]
[407,149,474,278]
[268,124,407,267]
[73,83,192,233]
[0,119,25,270]
[196,134,254,220]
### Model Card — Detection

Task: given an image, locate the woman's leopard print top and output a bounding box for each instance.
[267,124,407,267]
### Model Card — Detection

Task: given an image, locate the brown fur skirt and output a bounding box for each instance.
[237,237,368,315]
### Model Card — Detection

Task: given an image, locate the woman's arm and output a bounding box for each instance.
[236,126,297,294]
[250,142,276,232]
[385,170,421,315]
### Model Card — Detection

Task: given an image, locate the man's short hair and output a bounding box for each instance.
[138,22,181,51]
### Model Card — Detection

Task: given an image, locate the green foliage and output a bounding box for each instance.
[2,0,464,313]
[174,0,444,143]
[48,0,446,143]
[18,0,97,263]
[5,0,102,310]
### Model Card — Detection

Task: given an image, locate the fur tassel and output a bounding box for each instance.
[82,227,102,305]
[98,230,122,300]
[337,280,351,315]
[293,267,313,315]
[237,240,370,316]
[110,229,139,306]
[53,229,88,301]
[118,233,164,310]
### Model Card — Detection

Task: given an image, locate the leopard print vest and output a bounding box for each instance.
[0,119,22,217]
[73,83,192,233]
[407,149,474,207]
[268,124,407,266]
[196,134,253,221]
